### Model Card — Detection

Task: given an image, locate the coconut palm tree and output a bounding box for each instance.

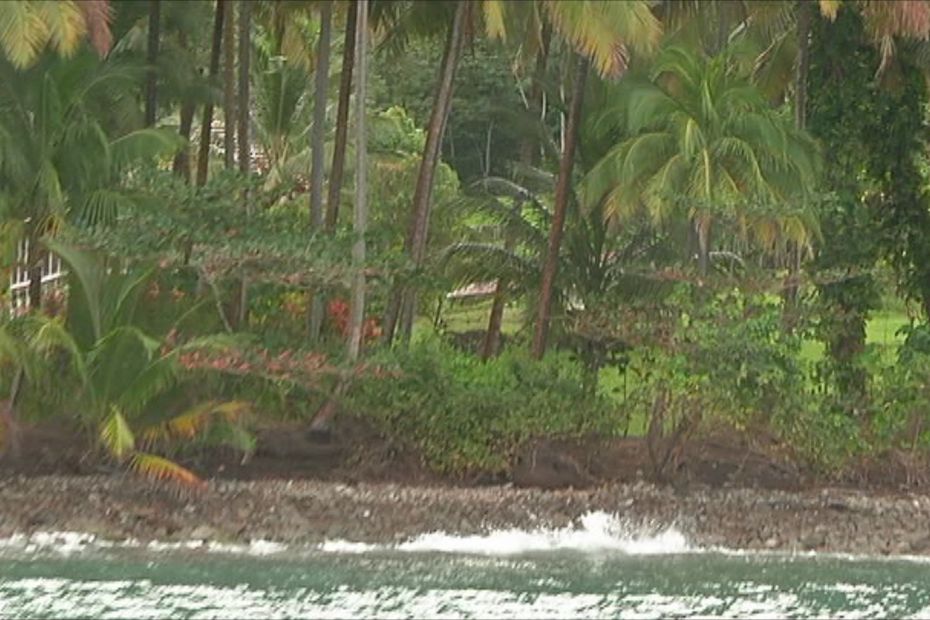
[530,0,663,358]
[581,45,821,281]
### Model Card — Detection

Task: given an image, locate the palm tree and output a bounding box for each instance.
[532,55,588,359]
[380,0,663,348]
[347,0,370,361]
[581,45,821,280]
[37,240,250,486]
[530,0,663,358]
[384,0,472,346]
[443,175,669,387]
[0,50,182,309]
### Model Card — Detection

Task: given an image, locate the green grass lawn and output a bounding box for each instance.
[799,308,910,365]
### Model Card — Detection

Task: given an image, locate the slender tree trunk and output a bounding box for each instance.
[481,288,507,360]
[531,56,588,360]
[325,1,357,231]
[172,100,196,181]
[310,2,332,231]
[196,0,226,186]
[237,0,251,180]
[236,0,251,330]
[347,0,369,362]
[696,218,711,278]
[144,0,161,127]
[308,1,333,342]
[223,0,236,169]
[795,0,811,131]
[383,0,470,345]
[27,240,43,312]
[483,26,551,359]
[783,0,812,327]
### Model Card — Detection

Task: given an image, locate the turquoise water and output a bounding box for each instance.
[1,518,930,619]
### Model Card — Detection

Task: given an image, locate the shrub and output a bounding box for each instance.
[347,337,616,474]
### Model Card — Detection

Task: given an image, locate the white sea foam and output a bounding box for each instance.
[392,511,690,556]
[318,539,381,554]
[0,511,691,558]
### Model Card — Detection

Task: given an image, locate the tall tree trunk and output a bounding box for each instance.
[531,56,588,360]
[236,0,251,329]
[310,2,332,231]
[172,33,196,187]
[696,218,711,278]
[795,0,811,130]
[783,0,813,327]
[171,101,195,181]
[144,0,161,127]
[26,234,43,312]
[237,0,251,180]
[347,0,369,362]
[325,0,357,231]
[171,31,196,181]
[383,0,469,345]
[308,1,333,341]
[223,0,237,169]
[196,0,226,186]
[483,25,552,360]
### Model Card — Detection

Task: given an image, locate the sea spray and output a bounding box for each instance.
[391,511,690,555]
[0,511,690,558]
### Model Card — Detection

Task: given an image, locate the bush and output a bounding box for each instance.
[872,324,930,452]
[347,338,617,474]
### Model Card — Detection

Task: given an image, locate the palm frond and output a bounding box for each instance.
[110,128,185,170]
[440,242,539,293]
[0,2,50,69]
[130,452,204,488]
[100,407,134,460]
[543,1,660,78]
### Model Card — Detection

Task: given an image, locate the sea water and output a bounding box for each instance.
[1,512,929,619]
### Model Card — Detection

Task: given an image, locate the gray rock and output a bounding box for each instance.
[189,525,216,540]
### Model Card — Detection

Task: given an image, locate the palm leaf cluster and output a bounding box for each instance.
[583,45,821,267]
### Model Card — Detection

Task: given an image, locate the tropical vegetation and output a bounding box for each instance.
[1,0,930,486]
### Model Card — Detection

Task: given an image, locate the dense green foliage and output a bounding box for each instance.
[2,0,930,483]
[350,337,614,473]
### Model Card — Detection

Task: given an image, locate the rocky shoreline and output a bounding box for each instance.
[1,475,929,557]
